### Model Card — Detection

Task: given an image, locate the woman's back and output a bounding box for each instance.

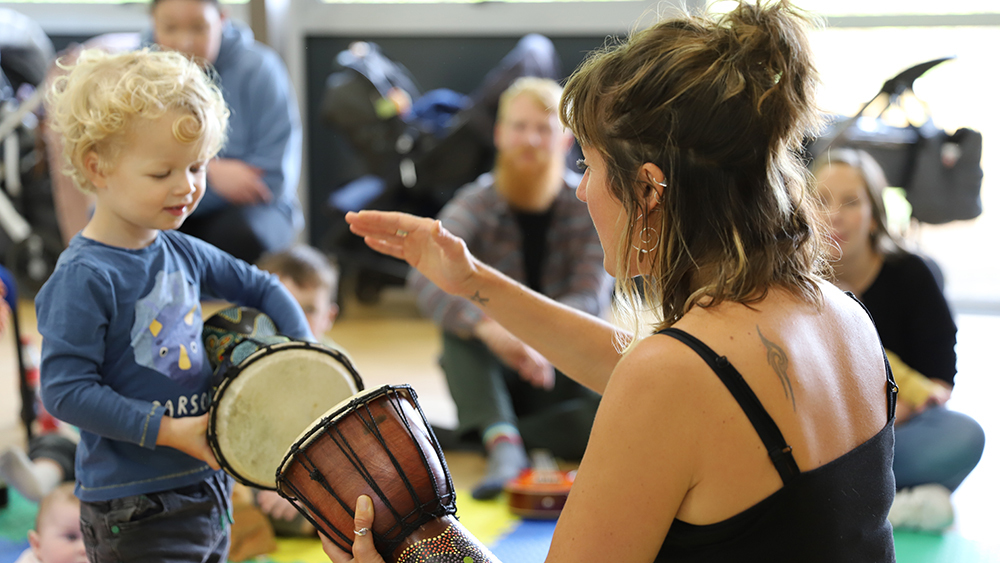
[619,283,894,560]
[544,282,896,562]
[664,283,891,523]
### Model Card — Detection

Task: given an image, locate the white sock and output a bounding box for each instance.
[0,447,63,502]
[888,484,954,533]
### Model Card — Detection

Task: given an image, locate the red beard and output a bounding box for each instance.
[494,146,564,211]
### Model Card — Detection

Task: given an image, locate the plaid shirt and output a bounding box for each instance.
[408,172,613,337]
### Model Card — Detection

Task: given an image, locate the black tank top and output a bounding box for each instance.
[655,312,897,562]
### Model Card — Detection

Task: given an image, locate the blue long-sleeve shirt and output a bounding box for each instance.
[36,230,312,501]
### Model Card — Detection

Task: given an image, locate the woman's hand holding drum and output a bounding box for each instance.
[345,211,480,298]
[322,496,385,563]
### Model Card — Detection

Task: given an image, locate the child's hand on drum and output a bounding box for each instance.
[256,490,300,521]
[155,413,221,470]
[346,211,481,297]
[322,495,385,563]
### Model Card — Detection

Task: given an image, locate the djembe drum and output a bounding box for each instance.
[277,385,502,563]
[203,306,364,489]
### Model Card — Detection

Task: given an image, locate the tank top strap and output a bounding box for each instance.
[842,292,898,421]
[658,327,801,484]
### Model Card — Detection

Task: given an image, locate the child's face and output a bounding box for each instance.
[28,500,87,563]
[152,0,225,66]
[279,276,337,337]
[84,111,209,247]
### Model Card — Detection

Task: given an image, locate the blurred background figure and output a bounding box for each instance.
[408,77,612,500]
[19,483,86,563]
[814,148,985,533]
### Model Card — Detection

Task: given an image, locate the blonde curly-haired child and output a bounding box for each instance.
[38,47,311,562]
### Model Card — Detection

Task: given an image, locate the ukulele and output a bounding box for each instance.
[505,449,575,519]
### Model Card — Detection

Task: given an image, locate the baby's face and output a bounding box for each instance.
[30,500,87,563]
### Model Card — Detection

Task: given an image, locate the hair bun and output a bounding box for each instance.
[715,0,823,146]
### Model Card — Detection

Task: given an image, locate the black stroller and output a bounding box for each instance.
[0,8,63,297]
[0,8,62,441]
[808,57,983,226]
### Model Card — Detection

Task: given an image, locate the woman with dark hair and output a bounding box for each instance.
[335,2,897,561]
[815,148,984,533]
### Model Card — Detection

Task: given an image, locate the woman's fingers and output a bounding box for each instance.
[322,534,352,563]
[319,495,384,563]
[346,211,424,260]
[346,210,423,239]
[351,495,382,562]
[361,236,407,261]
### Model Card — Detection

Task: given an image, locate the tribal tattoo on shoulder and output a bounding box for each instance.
[756,325,796,411]
[469,291,489,305]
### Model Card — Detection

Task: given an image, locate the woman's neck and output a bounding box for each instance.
[832,245,884,295]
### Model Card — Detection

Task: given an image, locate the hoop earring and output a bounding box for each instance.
[631,213,659,255]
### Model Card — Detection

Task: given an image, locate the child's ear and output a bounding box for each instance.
[28,529,41,555]
[329,302,340,325]
[82,151,107,190]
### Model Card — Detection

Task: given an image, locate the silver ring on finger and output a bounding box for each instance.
[354,527,369,537]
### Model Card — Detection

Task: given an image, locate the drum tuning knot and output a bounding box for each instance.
[310,469,326,483]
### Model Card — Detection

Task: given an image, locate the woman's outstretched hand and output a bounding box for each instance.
[345,211,480,297]
[323,495,386,563]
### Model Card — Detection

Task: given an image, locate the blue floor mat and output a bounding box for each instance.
[0,537,28,563]
[490,519,555,563]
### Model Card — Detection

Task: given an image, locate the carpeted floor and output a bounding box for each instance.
[2,486,999,563]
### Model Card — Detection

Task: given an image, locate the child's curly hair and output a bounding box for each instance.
[47,47,229,193]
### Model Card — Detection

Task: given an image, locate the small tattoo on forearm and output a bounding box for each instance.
[470,291,489,305]
[757,326,796,411]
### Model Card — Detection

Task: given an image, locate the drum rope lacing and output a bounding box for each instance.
[278,387,457,556]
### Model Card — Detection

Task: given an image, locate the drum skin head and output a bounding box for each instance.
[210,342,362,489]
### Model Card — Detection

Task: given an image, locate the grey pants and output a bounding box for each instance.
[80,472,233,563]
[441,332,600,460]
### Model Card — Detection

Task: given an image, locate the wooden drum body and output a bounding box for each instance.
[278,385,501,563]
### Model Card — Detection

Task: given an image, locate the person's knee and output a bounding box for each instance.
[950,414,986,471]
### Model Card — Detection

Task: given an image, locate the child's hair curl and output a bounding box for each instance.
[47,47,229,193]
